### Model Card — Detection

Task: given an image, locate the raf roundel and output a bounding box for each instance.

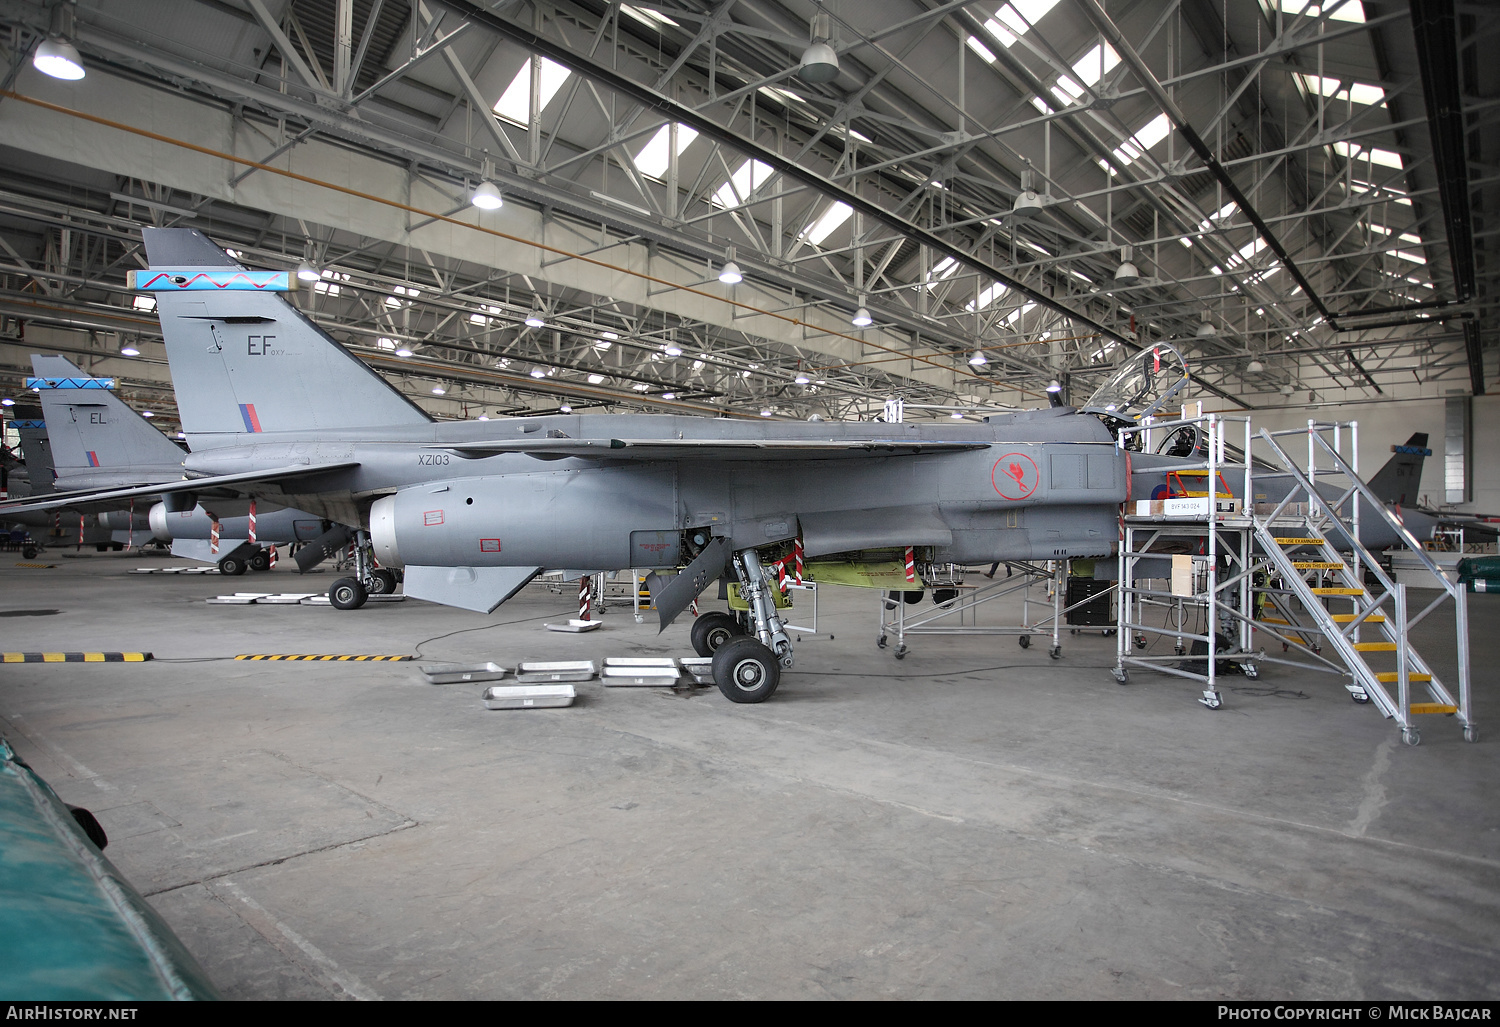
[991,453,1039,500]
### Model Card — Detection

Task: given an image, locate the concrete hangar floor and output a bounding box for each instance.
[1,550,1497,1001]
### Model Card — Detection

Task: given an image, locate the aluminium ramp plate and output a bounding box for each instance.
[419,662,509,685]
[601,657,680,686]
[256,593,319,604]
[545,619,602,632]
[482,684,576,709]
[679,657,715,685]
[206,593,271,604]
[514,660,597,683]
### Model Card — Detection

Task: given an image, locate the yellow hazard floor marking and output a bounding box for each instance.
[14,562,55,568]
[2,652,152,663]
[234,654,413,662]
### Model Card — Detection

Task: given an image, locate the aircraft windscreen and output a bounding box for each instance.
[1081,342,1190,424]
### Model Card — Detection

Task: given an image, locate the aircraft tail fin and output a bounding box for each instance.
[11,412,55,495]
[141,228,432,446]
[30,356,186,487]
[1366,432,1429,506]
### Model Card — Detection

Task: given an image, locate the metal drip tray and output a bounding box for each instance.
[482,684,576,709]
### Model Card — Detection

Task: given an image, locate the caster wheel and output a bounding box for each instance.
[1174,645,1185,656]
[1312,645,1322,654]
[1049,647,1061,660]
[1018,635,1030,649]
[1351,692,1370,705]
[876,635,887,649]
[894,646,907,660]
[1199,696,1223,710]
[1111,668,1129,685]
[1282,642,1289,652]
[1105,629,1117,637]
[1244,666,1259,680]
[1402,728,1421,747]
[1464,725,1479,743]
[1134,636,1147,650]
[1070,629,1078,636]
[329,576,368,610]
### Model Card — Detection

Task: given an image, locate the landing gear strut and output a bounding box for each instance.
[330,530,391,610]
[712,548,794,703]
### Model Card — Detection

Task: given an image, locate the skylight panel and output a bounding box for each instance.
[801,202,854,246]
[966,281,1009,312]
[926,256,961,290]
[1071,43,1120,88]
[711,159,774,209]
[981,0,1062,48]
[493,56,572,126]
[1298,73,1385,106]
[633,124,699,180]
[1335,141,1403,169]
[1279,0,1364,24]
[1112,112,1171,166]
[965,36,997,64]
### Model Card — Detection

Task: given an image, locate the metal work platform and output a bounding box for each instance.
[1113,413,1475,745]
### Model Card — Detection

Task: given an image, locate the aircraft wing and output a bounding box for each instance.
[434,438,990,460]
[0,461,360,515]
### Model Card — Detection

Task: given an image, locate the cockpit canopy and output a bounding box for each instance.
[1081,342,1191,426]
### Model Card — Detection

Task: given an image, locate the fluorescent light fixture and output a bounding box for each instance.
[530,367,547,378]
[120,343,140,357]
[470,180,503,210]
[951,411,965,419]
[718,260,743,284]
[559,404,573,413]
[794,374,810,385]
[664,344,683,357]
[852,306,873,327]
[969,349,988,366]
[140,410,153,418]
[1046,380,1062,393]
[1246,360,1265,373]
[525,312,546,328]
[431,386,445,395]
[760,409,773,417]
[296,259,320,282]
[661,393,676,400]
[395,347,414,358]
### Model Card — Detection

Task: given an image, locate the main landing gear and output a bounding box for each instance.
[329,531,397,610]
[711,549,794,704]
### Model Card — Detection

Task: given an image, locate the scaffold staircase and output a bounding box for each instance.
[1250,425,1474,746]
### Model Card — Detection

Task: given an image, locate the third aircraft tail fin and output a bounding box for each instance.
[1366,433,1430,507]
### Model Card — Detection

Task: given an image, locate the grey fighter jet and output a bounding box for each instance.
[28,355,360,578]
[2,229,1407,703]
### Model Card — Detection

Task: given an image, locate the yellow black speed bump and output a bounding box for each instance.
[235,654,413,661]
[3,652,152,663]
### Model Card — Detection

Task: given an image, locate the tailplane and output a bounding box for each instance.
[30,356,186,489]
[141,228,431,446]
[1366,433,1429,507]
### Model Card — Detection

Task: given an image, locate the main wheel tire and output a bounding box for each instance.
[330,576,368,610]
[691,611,742,657]
[22,545,37,559]
[712,637,780,703]
[218,555,248,576]
[367,568,399,595]
[248,550,271,572]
